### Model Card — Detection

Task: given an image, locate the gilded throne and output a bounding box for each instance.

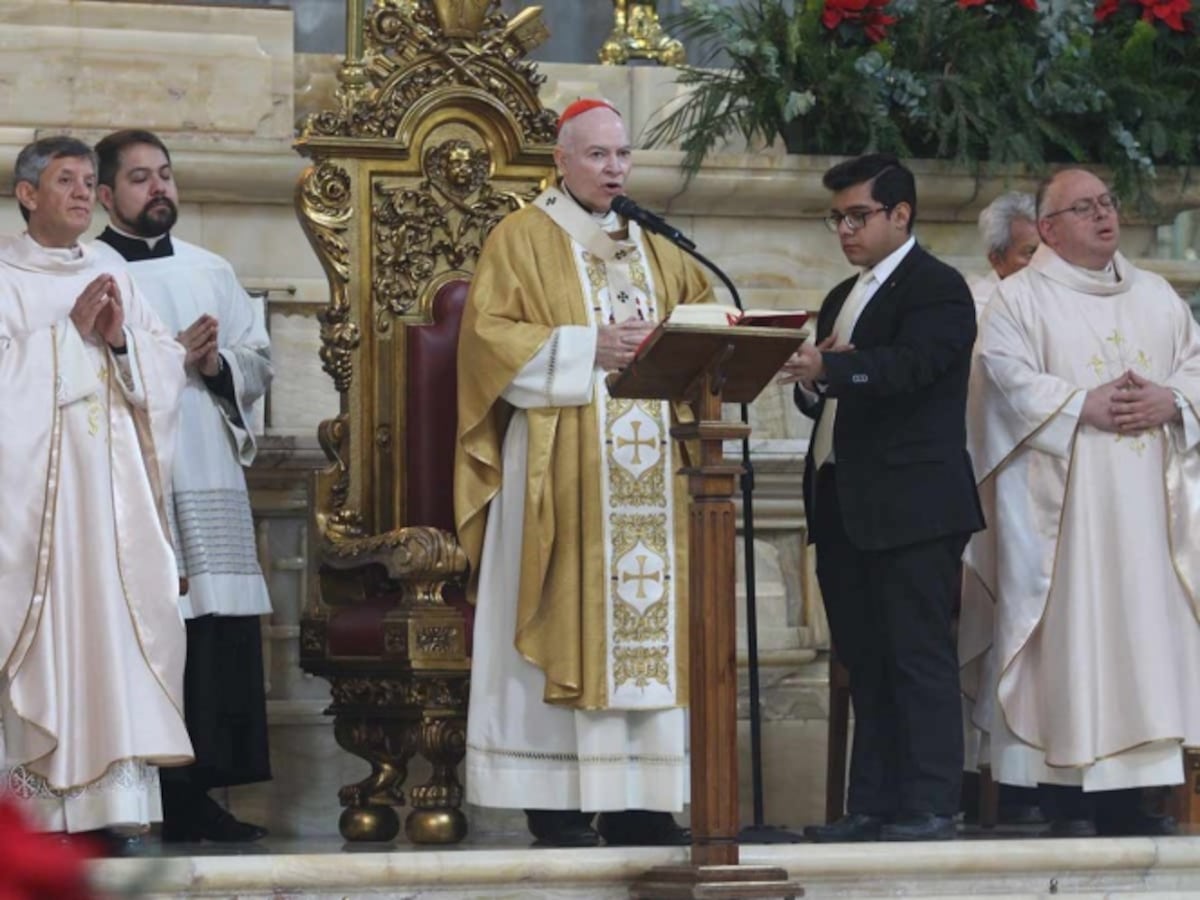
[293,0,556,843]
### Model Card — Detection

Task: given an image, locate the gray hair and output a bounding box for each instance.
[13,136,98,223]
[978,191,1037,256]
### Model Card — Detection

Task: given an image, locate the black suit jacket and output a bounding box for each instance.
[796,242,984,551]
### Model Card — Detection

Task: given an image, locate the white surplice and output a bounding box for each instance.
[465,191,689,812]
[0,233,193,831]
[960,244,1200,791]
[93,237,272,618]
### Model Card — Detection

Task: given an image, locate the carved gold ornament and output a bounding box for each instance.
[294,2,556,844]
[599,0,685,66]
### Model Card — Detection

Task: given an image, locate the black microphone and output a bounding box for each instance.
[610,195,696,251]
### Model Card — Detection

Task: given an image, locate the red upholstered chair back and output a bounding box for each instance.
[405,279,468,532]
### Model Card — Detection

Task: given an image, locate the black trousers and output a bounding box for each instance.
[161,614,272,794]
[814,465,966,817]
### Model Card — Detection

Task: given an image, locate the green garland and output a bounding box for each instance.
[646,0,1200,208]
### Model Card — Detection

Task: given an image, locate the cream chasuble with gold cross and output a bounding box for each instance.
[459,188,713,811]
[0,234,193,833]
[960,244,1200,792]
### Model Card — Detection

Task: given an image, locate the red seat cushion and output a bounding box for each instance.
[327,596,392,657]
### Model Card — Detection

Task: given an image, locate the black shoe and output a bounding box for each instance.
[1044,818,1097,838]
[163,795,268,844]
[70,828,144,857]
[881,813,957,842]
[525,809,600,847]
[998,803,1045,826]
[1096,812,1176,837]
[804,813,884,843]
[595,810,690,846]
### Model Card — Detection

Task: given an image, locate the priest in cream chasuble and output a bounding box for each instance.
[960,170,1200,822]
[455,102,713,838]
[0,138,192,835]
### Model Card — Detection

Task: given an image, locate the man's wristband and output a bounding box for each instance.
[109,342,128,356]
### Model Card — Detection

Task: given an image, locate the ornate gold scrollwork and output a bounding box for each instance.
[334,715,417,808]
[415,625,458,655]
[295,0,557,845]
[299,0,554,143]
[299,617,328,657]
[371,139,535,322]
[316,415,366,540]
[330,676,470,711]
[600,0,686,67]
[322,524,467,582]
[297,162,358,394]
[406,715,468,843]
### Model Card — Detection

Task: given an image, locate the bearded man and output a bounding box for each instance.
[93,130,273,844]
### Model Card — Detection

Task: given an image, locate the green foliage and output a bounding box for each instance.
[646,0,1200,207]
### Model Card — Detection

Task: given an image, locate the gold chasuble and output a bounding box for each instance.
[456,188,713,810]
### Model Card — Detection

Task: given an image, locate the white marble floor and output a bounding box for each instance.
[91,832,1200,899]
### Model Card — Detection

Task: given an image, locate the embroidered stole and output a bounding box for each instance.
[534,187,681,709]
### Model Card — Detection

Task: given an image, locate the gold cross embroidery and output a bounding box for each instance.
[621,554,662,601]
[87,365,108,436]
[615,419,657,466]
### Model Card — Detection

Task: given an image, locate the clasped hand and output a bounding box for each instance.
[178,314,221,377]
[596,319,656,372]
[70,274,125,349]
[777,334,854,388]
[1082,370,1179,433]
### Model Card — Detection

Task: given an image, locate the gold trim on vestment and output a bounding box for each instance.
[109,340,186,721]
[976,389,1081,484]
[1162,417,1200,627]
[2,328,63,679]
[995,418,1078,754]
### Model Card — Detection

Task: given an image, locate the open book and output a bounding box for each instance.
[667,304,810,330]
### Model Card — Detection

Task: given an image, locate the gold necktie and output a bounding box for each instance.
[811,272,874,469]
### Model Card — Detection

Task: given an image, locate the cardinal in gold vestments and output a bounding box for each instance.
[454,100,713,847]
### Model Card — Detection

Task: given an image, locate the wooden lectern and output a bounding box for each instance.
[609,324,806,900]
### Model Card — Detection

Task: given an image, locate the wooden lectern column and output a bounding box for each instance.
[674,372,748,867]
[611,326,805,899]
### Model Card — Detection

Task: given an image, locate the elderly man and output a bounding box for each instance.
[781,154,984,842]
[92,129,273,844]
[0,136,191,846]
[961,168,1200,836]
[454,99,712,847]
[969,192,1039,318]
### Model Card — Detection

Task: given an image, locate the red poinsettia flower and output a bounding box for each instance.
[1138,0,1190,30]
[1096,0,1192,28]
[822,0,898,42]
[0,797,97,899]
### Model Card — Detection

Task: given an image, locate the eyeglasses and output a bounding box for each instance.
[824,206,892,233]
[1043,193,1120,220]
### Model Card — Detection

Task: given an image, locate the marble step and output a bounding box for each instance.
[91,836,1200,899]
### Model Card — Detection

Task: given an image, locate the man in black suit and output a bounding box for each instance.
[781,154,984,842]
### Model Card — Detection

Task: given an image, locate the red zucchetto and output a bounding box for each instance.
[556,98,620,135]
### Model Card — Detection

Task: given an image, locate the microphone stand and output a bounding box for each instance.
[658,237,803,845]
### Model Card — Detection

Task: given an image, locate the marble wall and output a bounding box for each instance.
[2,0,1199,843]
